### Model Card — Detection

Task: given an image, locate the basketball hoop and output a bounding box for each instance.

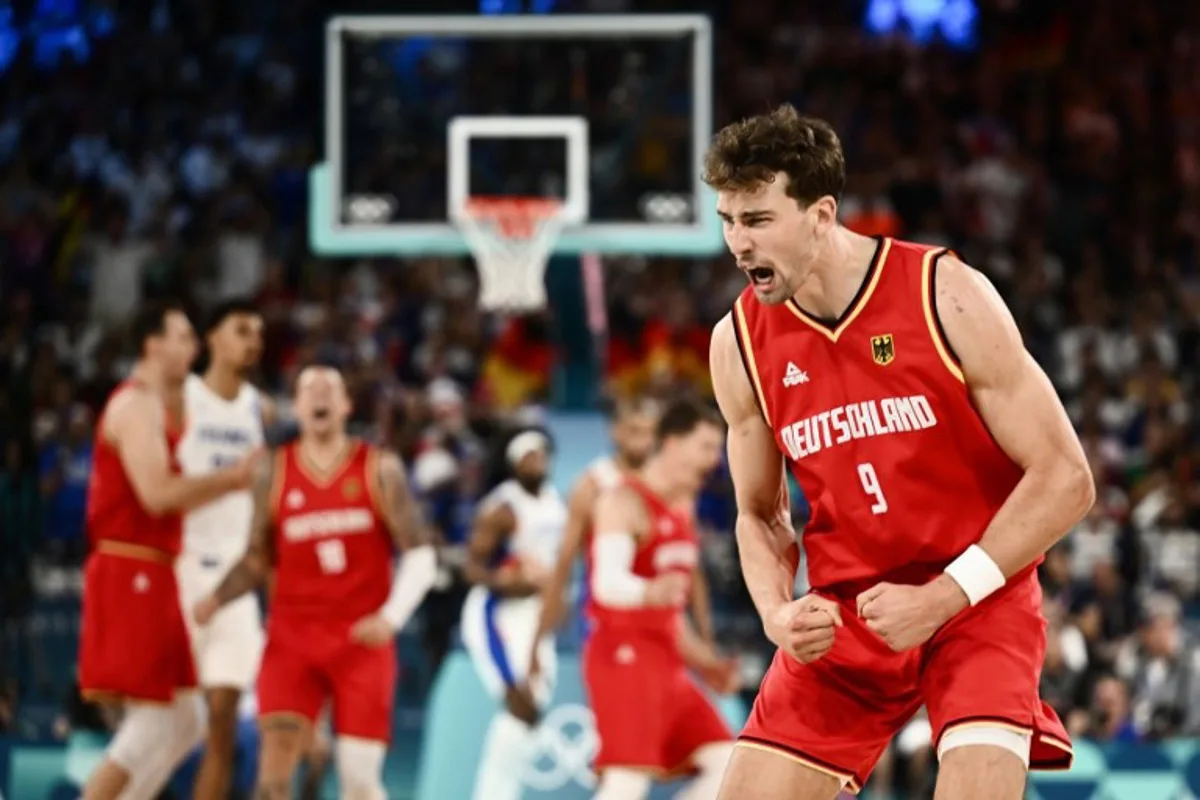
[458,196,566,312]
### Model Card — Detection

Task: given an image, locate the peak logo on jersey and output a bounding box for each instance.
[342,477,362,501]
[286,489,305,509]
[780,394,938,462]
[783,362,810,387]
[871,334,896,366]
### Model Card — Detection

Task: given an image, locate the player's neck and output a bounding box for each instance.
[300,432,350,465]
[639,459,687,505]
[202,364,243,401]
[789,227,877,321]
[129,360,169,393]
[614,454,637,474]
[515,475,543,495]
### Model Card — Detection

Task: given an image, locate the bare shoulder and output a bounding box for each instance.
[933,254,1024,383]
[709,311,759,424]
[708,312,738,368]
[104,384,163,440]
[474,479,515,520]
[375,448,406,486]
[594,483,649,532]
[568,469,600,508]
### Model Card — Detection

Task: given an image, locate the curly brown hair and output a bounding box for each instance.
[702,104,846,208]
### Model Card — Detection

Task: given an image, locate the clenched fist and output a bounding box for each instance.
[764,594,843,664]
[856,577,968,652]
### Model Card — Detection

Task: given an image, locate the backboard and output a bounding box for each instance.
[312,14,721,257]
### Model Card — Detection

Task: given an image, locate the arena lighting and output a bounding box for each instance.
[865,0,978,49]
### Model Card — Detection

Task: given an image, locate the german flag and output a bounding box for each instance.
[480,316,555,411]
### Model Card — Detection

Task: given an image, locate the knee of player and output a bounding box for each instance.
[174,692,208,750]
[594,768,653,800]
[336,735,386,797]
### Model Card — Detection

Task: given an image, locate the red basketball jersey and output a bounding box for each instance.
[587,476,699,639]
[268,440,394,623]
[732,237,1025,590]
[86,380,185,555]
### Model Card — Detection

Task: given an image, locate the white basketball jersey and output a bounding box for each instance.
[177,374,264,563]
[481,479,567,569]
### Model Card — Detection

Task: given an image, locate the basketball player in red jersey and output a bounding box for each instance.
[703,105,1095,800]
[527,395,660,671]
[80,301,262,800]
[194,364,437,800]
[586,397,737,800]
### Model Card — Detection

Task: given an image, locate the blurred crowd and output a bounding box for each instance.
[1,0,1200,795]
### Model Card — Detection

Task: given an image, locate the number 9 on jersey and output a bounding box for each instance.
[857,462,889,515]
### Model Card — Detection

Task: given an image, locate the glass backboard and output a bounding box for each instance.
[311,14,722,257]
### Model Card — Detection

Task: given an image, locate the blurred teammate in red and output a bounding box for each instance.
[80,302,260,800]
[528,396,660,661]
[586,397,737,800]
[705,105,1093,799]
[194,365,437,799]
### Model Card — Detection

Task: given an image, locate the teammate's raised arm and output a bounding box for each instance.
[591,486,688,609]
[195,452,277,622]
[364,451,437,637]
[109,388,260,516]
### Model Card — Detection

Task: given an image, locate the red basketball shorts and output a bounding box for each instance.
[79,548,197,704]
[740,571,1072,792]
[257,616,397,742]
[583,628,731,776]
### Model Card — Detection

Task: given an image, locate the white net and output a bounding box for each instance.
[458,197,565,312]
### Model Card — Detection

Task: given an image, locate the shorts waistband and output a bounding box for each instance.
[95,540,176,565]
[814,561,1039,602]
[813,562,949,601]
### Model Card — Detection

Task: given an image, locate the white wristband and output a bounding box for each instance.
[943,545,1006,606]
[591,532,649,608]
[379,545,438,631]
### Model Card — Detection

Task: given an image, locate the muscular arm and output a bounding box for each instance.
[377,451,434,551]
[710,314,798,624]
[373,451,437,631]
[931,256,1095,604]
[109,389,247,515]
[210,455,276,607]
[532,473,599,641]
[464,502,541,598]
